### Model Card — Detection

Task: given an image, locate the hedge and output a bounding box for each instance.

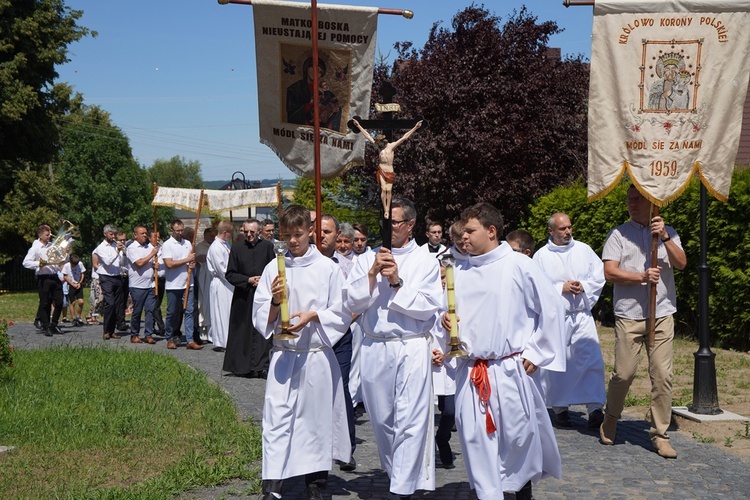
[522,169,750,350]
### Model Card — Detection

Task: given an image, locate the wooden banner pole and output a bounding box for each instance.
[183,190,205,310]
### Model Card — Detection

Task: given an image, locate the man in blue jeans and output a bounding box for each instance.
[161,219,202,350]
[126,225,159,344]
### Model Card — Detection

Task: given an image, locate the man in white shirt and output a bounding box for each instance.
[94,224,126,340]
[600,185,686,459]
[23,224,64,336]
[126,225,159,344]
[533,213,606,429]
[343,197,443,499]
[162,219,202,350]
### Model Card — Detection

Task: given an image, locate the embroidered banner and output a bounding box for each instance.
[588,0,750,205]
[252,0,378,179]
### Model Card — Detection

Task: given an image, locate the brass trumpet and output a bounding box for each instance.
[273,241,298,340]
[441,253,468,358]
[40,220,78,267]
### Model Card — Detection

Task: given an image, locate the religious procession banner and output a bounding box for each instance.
[152,187,279,212]
[252,0,378,178]
[588,0,750,205]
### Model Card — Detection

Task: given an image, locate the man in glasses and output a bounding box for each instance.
[224,219,275,377]
[343,197,443,499]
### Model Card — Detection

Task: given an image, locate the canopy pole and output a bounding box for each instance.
[152,183,160,297]
[276,180,283,225]
[563,0,595,6]
[218,0,414,17]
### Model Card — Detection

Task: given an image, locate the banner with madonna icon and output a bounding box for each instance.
[253,0,378,179]
[588,0,750,205]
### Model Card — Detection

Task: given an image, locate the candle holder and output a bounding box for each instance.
[441,253,468,358]
[273,241,298,340]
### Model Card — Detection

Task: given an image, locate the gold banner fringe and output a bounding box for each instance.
[588,160,729,206]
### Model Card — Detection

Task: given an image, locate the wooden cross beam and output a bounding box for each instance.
[347,81,426,249]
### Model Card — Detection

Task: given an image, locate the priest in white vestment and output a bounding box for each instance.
[343,197,443,499]
[253,205,351,500]
[444,202,566,500]
[206,221,235,350]
[533,213,606,429]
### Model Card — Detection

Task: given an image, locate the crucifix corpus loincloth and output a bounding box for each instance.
[348,81,426,249]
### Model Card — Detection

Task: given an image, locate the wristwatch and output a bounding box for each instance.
[389,278,403,289]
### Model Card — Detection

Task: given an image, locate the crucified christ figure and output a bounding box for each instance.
[352,118,423,218]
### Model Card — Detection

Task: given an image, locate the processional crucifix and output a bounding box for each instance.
[347,81,426,249]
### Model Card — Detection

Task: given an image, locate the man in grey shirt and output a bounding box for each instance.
[599,184,686,459]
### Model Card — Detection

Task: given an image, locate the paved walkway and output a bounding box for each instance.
[8,321,750,499]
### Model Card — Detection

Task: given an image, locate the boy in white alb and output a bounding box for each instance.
[442,202,566,500]
[253,205,351,500]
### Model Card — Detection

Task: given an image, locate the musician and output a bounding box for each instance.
[599,185,686,459]
[253,205,351,500]
[94,224,125,340]
[343,197,442,499]
[442,202,565,500]
[23,224,64,336]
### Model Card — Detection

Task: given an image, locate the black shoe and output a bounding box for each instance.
[555,410,573,427]
[43,327,53,337]
[116,323,129,332]
[34,319,43,330]
[436,435,453,467]
[258,369,268,379]
[50,324,64,335]
[339,456,357,471]
[306,484,323,500]
[354,402,366,418]
[587,409,605,429]
[212,346,226,352]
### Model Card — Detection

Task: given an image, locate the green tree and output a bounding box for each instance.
[55,103,153,256]
[0,0,93,199]
[0,169,64,264]
[147,156,205,189]
[291,176,380,236]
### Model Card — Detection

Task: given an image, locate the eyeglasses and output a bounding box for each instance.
[391,219,408,228]
[511,247,523,253]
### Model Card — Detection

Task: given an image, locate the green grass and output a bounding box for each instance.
[0,289,168,324]
[0,347,262,498]
[0,290,40,321]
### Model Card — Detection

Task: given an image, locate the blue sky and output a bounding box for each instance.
[56,0,593,181]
